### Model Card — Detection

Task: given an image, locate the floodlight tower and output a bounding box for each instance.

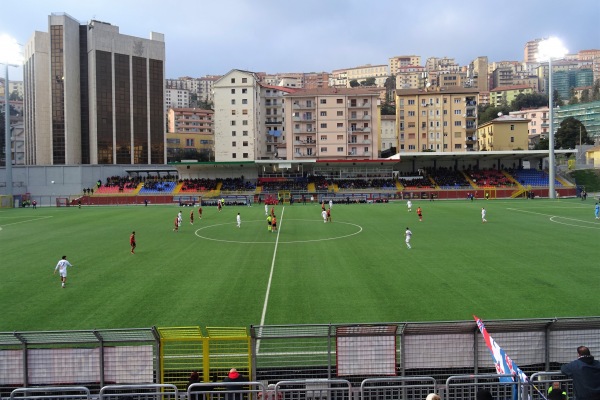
[537,37,568,199]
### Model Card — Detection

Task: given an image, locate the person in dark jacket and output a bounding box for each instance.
[560,346,600,400]
[223,368,246,400]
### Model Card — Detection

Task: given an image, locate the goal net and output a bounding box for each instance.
[0,195,13,208]
[56,198,70,207]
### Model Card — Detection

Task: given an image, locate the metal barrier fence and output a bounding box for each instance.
[1,317,599,397]
[99,384,179,400]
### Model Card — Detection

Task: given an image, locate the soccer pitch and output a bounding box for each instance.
[0,198,598,332]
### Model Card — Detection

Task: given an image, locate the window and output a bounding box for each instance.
[232,153,237,158]
[243,141,248,146]
[454,110,462,115]
[243,153,248,158]
[231,89,235,94]
[337,98,343,104]
[321,135,327,141]
[321,147,327,153]
[231,120,236,126]
[454,98,460,103]
[231,110,236,115]
[231,78,235,83]
[408,111,415,117]
[337,147,343,152]
[186,138,194,146]
[320,99,326,104]
[454,144,462,149]
[232,141,236,146]
[364,147,369,153]
[443,121,448,127]
[510,124,515,131]
[243,120,248,125]
[454,121,462,126]
[231,99,236,105]
[242,88,247,94]
[320,111,327,116]
[320,123,327,128]
[232,131,236,136]
[409,144,416,150]
[243,131,248,136]
[337,111,343,116]
[400,144,405,150]
[242,78,247,83]
[337,123,343,128]
[421,111,427,117]
[242,99,248,104]
[532,128,536,134]
[242,109,248,115]
[511,137,515,142]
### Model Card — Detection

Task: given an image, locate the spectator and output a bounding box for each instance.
[476,389,493,400]
[188,371,201,389]
[223,368,246,400]
[560,346,600,400]
[548,381,568,400]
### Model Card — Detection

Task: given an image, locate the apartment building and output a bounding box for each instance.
[166,108,214,161]
[490,85,535,107]
[380,115,397,155]
[396,65,426,89]
[213,70,261,161]
[395,87,478,153]
[165,88,190,110]
[284,88,380,160]
[332,64,389,88]
[389,55,421,76]
[509,106,550,147]
[260,84,297,160]
[524,38,544,64]
[467,56,489,92]
[23,13,165,165]
[553,100,600,141]
[477,115,529,151]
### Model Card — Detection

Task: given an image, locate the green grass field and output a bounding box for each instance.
[1,198,598,332]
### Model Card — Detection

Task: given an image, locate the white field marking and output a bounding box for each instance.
[256,207,285,354]
[507,208,600,230]
[0,216,53,229]
[194,219,362,244]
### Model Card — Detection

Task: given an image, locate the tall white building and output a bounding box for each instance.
[23,13,165,165]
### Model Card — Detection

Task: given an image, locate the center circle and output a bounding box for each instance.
[194,218,363,244]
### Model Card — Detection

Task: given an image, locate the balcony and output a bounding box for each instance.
[294,152,316,158]
[348,101,371,108]
[265,120,282,125]
[348,127,371,133]
[294,140,316,146]
[292,115,315,122]
[293,127,314,134]
[292,102,315,110]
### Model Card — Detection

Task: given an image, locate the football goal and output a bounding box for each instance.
[0,195,13,208]
[56,198,70,207]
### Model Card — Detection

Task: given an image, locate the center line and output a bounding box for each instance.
[257,206,284,354]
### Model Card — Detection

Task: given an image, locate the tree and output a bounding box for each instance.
[361,77,376,87]
[9,90,22,101]
[510,93,549,111]
[478,105,511,125]
[380,102,395,115]
[534,138,549,150]
[384,76,396,103]
[568,87,579,105]
[592,79,600,101]
[553,89,564,107]
[580,88,590,103]
[555,117,594,150]
[349,80,359,88]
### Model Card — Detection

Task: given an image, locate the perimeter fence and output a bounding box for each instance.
[1,317,599,399]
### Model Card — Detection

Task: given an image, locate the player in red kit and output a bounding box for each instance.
[190,210,194,225]
[130,231,136,254]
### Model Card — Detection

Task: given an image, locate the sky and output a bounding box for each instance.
[2,0,599,81]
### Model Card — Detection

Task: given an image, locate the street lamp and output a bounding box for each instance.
[0,33,22,198]
[537,37,568,199]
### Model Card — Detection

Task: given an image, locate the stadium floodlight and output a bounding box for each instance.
[537,37,568,199]
[0,33,22,198]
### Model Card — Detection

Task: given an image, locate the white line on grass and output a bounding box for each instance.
[256,206,284,354]
[0,216,53,229]
[507,208,600,229]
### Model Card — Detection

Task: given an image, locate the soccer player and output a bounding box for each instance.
[190,210,194,225]
[198,206,202,219]
[407,200,412,212]
[217,201,222,212]
[265,204,268,216]
[130,231,136,254]
[417,207,423,222]
[178,211,183,226]
[321,201,326,212]
[54,255,74,288]
[326,208,332,222]
[322,209,327,223]
[267,215,272,232]
[236,212,241,228]
[272,215,277,232]
[595,203,599,219]
[173,215,179,232]
[271,206,275,217]
[405,228,412,249]
[481,207,487,223]
[329,199,333,209]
